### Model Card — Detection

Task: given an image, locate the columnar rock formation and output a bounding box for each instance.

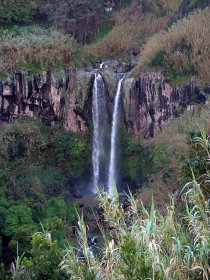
[0,71,65,124]
[123,72,206,137]
[0,68,206,137]
[0,70,94,132]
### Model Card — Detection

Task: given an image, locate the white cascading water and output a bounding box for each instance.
[108,75,124,197]
[92,73,108,193]
[92,73,100,193]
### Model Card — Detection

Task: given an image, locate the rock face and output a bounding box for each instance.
[0,70,94,131]
[64,70,94,132]
[122,72,206,137]
[0,68,207,137]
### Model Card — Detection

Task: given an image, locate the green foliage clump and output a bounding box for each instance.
[46,197,79,224]
[0,0,37,24]
[17,233,68,280]
[0,118,91,265]
[120,130,153,182]
[150,50,166,67]
[54,130,91,177]
[180,130,210,183]
[120,233,152,279]
[0,117,46,163]
[3,203,34,236]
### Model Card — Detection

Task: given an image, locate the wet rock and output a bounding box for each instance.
[204,86,210,94]
[0,67,207,138]
[73,189,83,199]
[117,62,132,73]
[105,60,121,72]
[99,68,118,99]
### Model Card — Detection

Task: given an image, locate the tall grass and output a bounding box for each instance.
[62,176,209,279]
[60,125,210,279]
[85,1,168,59]
[0,26,78,73]
[135,8,210,87]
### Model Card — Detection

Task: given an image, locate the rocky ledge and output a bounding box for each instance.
[0,66,207,137]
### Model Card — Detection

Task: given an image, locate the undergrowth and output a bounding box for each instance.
[60,131,209,280]
[10,126,210,280]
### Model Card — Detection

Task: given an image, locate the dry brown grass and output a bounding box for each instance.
[0,26,78,73]
[85,0,190,59]
[158,0,182,14]
[135,8,210,86]
[85,0,169,59]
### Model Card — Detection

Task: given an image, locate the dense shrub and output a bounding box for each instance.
[0,118,91,265]
[54,130,91,177]
[0,0,37,24]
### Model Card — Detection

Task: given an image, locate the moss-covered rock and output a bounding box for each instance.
[100,68,118,99]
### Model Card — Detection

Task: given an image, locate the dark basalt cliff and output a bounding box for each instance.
[0,70,94,132]
[0,68,207,136]
[123,72,206,137]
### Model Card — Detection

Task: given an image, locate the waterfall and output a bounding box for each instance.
[108,75,124,197]
[92,73,108,193]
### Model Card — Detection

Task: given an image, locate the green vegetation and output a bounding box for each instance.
[0,0,37,24]
[13,233,68,280]
[0,0,209,278]
[94,26,112,43]
[7,128,209,280]
[0,117,90,265]
[1,0,209,85]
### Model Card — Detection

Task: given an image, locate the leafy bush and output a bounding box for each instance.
[0,118,46,164]
[3,203,35,236]
[18,233,68,280]
[150,50,166,67]
[46,197,78,223]
[54,130,91,177]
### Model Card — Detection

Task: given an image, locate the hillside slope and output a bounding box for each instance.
[86,0,210,86]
